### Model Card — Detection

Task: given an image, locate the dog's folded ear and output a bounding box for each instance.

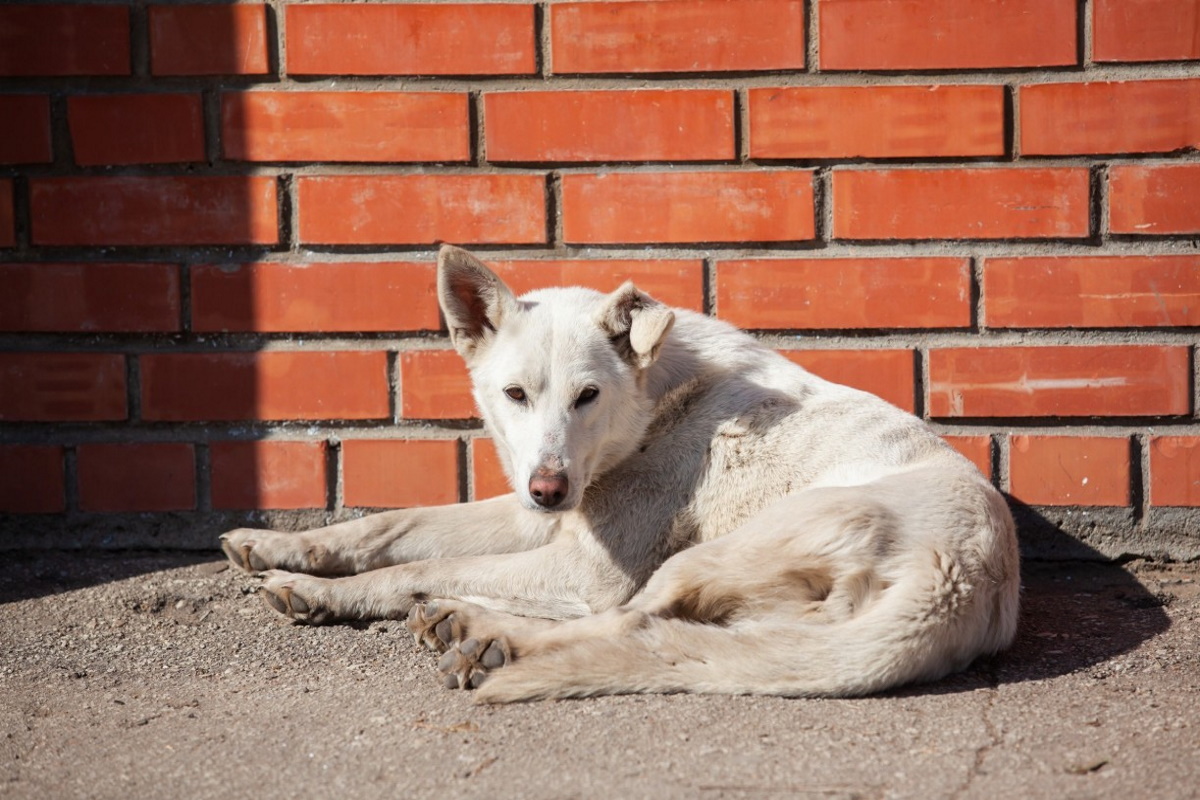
[437,245,518,360]
[596,282,676,370]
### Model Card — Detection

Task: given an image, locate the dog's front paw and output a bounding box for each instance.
[220,528,273,572]
[259,571,335,625]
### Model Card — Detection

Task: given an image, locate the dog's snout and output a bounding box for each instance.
[528,472,569,509]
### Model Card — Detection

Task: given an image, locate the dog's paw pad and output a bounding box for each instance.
[406,602,464,653]
[436,637,511,691]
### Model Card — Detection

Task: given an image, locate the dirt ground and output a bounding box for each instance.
[1,552,1198,800]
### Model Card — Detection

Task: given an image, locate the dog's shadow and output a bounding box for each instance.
[896,500,1173,696]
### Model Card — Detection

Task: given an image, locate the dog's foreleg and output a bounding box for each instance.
[221,494,558,575]
[256,533,633,624]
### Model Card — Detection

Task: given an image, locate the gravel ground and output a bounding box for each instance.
[1,552,1197,799]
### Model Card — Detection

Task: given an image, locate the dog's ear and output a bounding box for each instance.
[437,245,517,360]
[596,282,676,370]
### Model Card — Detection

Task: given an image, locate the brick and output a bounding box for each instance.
[31,177,278,246]
[400,351,474,420]
[563,171,814,244]
[297,175,545,246]
[928,346,1191,418]
[1109,164,1200,235]
[0,353,126,421]
[191,262,438,333]
[472,438,511,501]
[1150,436,1200,506]
[1094,0,1200,62]
[984,256,1200,328]
[0,180,13,247]
[0,263,180,333]
[781,350,915,412]
[942,436,993,480]
[717,258,970,330]
[342,439,459,508]
[210,441,328,510]
[68,93,205,166]
[0,445,65,513]
[140,351,389,422]
[1021,80,1200,156]
[0,95,52,163]
[485,90,734,163]
[78,443,196,512]
[749,86,1005,159]
[222,92,469,163]
[287,4,535,76]
[551,0,805,73]
[489,259,704,312]
[149,4,268,76]
[1009,436,1131,506]
[0,5,130,76]
[819,0,1076,70]
[833,168,1090,240]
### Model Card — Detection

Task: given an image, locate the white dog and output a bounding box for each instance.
[221,245,1019,702]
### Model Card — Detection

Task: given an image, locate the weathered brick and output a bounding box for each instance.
[0,263,180,333]
[471,438,511,501]
[0,5,130,76]
[563,171,814,244]
[1109,164,1200,235]
[191,262,438,333]
[1150,436,1200,506]
[0,353,126,421]
[551,0,805,73]
[68,93,205,166]
[1009,435,1131,506]
[400,351,474,420]
[297,175,545,246]
[31,177,278,246]
[210,441,328,510]
[149,4,268,76]
[485,90,734,162]
[140,352,389,422]
[78,443,196,512]
[1021,80,1200,155]
[342,439,460,508]
[0,180,15,247]
[928,346,1191,418]
[984,256,1200,328]
[0,445,65,513]
[781,350,915,412]
[819,0,1076,70]
[749,86,1005,159]
[1093,0,1200,62]
[0,95,52,163]
[717,258,970,330]
[222,92,469,163]
[833,168,1090,240]
[287,4,536,76]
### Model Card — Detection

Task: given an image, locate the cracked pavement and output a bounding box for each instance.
[1,552,1197,799]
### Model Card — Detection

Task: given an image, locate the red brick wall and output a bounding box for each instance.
[1,0,1198,558]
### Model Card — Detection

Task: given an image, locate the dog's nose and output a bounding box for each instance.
[528,472,569,508]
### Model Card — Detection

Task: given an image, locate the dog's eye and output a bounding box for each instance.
[504,386,527,403]
[575,386,599,408]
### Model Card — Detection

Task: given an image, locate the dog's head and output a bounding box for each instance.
[437,245,675,513]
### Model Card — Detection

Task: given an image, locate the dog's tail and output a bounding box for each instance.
[474,556,1018,703]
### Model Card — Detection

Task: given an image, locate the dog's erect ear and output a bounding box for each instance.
[595,282,676,370]
[437,245,517,360]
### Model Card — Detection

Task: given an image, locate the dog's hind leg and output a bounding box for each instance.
[221,494,558,576]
